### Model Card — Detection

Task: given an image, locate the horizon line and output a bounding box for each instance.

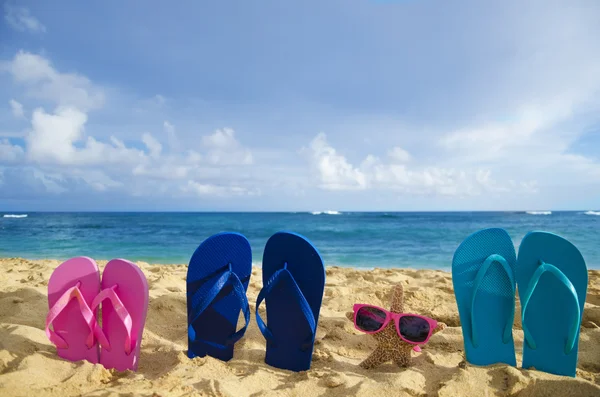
[1,209,597,213]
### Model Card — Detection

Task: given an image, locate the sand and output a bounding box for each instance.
[0,258,598,397]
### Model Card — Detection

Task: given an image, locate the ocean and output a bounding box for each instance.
[1,211,599,270]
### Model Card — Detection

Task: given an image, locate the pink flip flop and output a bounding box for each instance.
[92,259,149,371]
[46,257,101,363]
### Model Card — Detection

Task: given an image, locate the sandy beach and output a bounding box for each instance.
[0,258,598,397]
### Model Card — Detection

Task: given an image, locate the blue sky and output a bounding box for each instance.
[1,0,599,211]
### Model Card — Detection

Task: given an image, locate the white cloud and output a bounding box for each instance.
[437,101,600,186]
[187,150,202,164]
[182,180,260,197]
[25,106,146,166]
[133,162,189,180]
[129,147,202,181]
[142,133,162,159]
[201,128,253,165]
[66,169,123,192]
[440,102,576,161]
[1,51,105,110]
[306,133,367,190]
[0,139,25,163]
[9,99,24,118]
[4,4,46,33]
[163,121,180,151]
[305,133,533,197]
[367,161,503,197]
[1,103,259,196]
[27,106,87,164]
[388,147,411,163]
[0,50,261,199]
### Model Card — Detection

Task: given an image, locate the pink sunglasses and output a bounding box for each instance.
[352,304,438,346]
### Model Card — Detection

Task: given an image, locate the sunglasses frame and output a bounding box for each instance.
[352,304,438,345]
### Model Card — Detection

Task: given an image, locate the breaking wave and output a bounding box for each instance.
[526,211,552,215]
[3,214,27,218]
[311,210,342,215]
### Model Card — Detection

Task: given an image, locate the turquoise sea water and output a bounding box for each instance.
[0,211,599,270]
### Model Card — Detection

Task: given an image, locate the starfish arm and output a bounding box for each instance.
[359,346,390,369]
[345,311,354,322]
[389,284,405,313]
[392,350,412,368]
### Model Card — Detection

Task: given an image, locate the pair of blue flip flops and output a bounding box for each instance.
[452,229,588,377]
[186,231,326,372]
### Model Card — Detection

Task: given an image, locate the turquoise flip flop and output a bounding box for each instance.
[452,228,517,366]
[516,231,588,377]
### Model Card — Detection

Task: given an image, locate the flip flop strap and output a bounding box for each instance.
[46,283,97,349]
[91,286,133,354]
[255,263,317,350]
[470,254,515,348]
[187,264,251,350]
[521,261,581,354]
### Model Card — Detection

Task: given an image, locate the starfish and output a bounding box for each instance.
[346,283,446,369]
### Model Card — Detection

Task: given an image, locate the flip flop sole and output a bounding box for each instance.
[452,228,517,366]
[47,257,100,363]
[99,259,149,371]
[516,231,588,377]
[187,232,252,361]
[261,231,325,372]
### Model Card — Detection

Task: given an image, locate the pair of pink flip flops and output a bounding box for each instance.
[46,257,149,371]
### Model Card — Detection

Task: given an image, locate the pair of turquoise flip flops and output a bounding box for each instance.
[452,229,588,377]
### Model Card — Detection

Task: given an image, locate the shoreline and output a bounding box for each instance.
[0,256,458,271]
[0,257,598,396]
[4,256,600,272]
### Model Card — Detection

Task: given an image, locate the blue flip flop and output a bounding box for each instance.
[186,232,252,361]
[452,228,517,366]
[255,231,326,372]
[516,231,588,377]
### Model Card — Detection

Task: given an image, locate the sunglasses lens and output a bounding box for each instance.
[355,306,387,332]
[399,316,431,342]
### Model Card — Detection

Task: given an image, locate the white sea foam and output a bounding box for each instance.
[526,211,552,215]
[3,214,27,218]
[311,210,341,215]
[584,211,600,216]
